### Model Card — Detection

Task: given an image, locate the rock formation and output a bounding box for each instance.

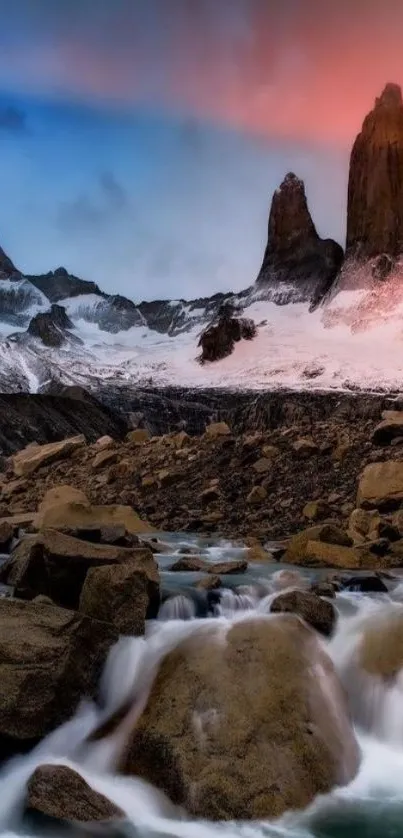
[256,173,344,306]
[0,245,20,279]
[28,304,75,347]
[347,83,403,269]
[198,303,256,363]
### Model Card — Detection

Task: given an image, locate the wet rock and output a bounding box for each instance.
[0,521,13,552]
[119,616,359,820]
[271,590,336,636]
[310,582,336,599]
[170,557,247,575]
[12,435,86,478]
[340,575,388,593]
[79,554,160,634]
[359,611,403,678]
[357,461,403,509]
[272,569,308,591]
[0,529,156,610]
[0,599,118,754]
[195,575,222,591]
[26,764,123,823]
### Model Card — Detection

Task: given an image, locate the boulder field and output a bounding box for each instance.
[2,399,403,556]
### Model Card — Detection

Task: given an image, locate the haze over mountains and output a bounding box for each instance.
[1,84,403,395]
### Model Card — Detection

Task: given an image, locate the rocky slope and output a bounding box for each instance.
[2,391,403,542]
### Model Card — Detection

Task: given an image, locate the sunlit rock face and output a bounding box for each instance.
[347,83,403,268]
[256,172,343,307]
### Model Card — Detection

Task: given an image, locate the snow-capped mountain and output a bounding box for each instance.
[1,83,403,397]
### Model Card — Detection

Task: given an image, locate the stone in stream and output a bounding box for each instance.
[0,599,118,757]
[119,615,360,820]
[270,590,336,637]
[169,557,247,574]
[79,558,160,634]
[26,764,123,823]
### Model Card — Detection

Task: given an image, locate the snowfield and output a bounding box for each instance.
[2,277,403,394]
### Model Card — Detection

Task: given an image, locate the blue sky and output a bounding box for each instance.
[0,0,397,300]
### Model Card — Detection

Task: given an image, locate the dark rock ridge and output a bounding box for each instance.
[0,245,20,279]
[27,305,75,348]
[257,173,344,307]
[198,303,256,363]
[27,267,103,302]
[0,392,127,456]
[347,83,403,267]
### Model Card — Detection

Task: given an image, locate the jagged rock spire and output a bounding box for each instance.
[347,82,403,262]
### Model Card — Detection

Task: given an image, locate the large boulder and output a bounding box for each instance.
[12,436,86,478]
[170,557,247,575]
[346,84,403,264]
[256,172,343,307]
[0,599,118,754]
[357,461,403,509]
[198,304,256,364]
[26,765,123,823]
[119,616,360,820]
[79,557,160,634]
[35,485,151,534]
[359,611,403,678]
[372,411,403,445]
[284,525,352,566]
[270,591,336,637]
[0,529,158,611]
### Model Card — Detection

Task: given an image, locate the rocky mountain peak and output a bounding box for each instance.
[0,245,20,279]
[257,172,343,306]
[346,82,403,263]
[376,83,402,109]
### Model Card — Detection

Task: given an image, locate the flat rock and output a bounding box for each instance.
[12,435,86,478]
[35,485,151,534]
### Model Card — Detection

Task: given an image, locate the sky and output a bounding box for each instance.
[0,0,401,301]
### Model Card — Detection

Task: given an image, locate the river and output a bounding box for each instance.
[1,534,403,838]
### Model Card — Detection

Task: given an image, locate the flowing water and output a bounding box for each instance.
[2,534,403,838]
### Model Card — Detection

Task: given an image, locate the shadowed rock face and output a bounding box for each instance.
[28,305,74,347]
[347,83,403,264]
[198,304,256,363]
[257,173,344,306]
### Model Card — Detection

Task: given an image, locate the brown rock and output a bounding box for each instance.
[347,84,403,262]
[284,524,352,565]
[200,486,221,505]
[256,172,343,306]
[252,457,272,475]
[372,413,403,445]
[79,554,160,635]
[0,599,118,751]
[357,461,403,509]
[0,530,155,610]
[170,557,247,575]
[119,616,359,820]
[35,485,151,534]
[303,500,329,521]
[359,611,403,678]
[92,450,118,471]
[92,435,115,451]
[348,509,382,544]
[204,422,231,438]
[304,541,376,570]
[271,590,336,636]
[126,429,150,444]
[293,438,318,457]
[26,764,123,823]
[12,435,86,478]
[272,569,308,591]
[195,575,222,591]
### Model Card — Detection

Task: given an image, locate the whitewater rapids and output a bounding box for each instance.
[2,578,403,838]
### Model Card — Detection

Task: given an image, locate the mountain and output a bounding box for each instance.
[1,83,403,399]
